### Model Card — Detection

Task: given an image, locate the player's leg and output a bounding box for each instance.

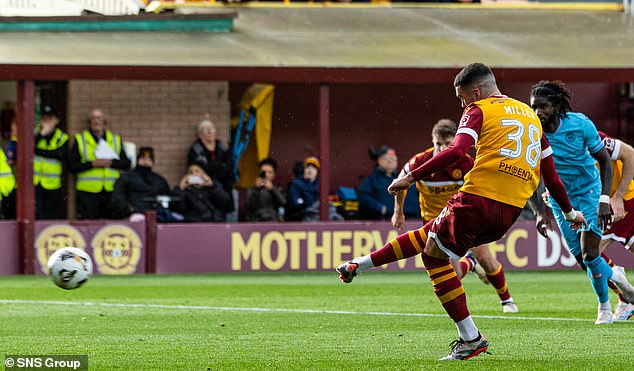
[471,245,517,313]
[425,193,520,360]
[598,249,630,303]
[550,193,612,324]
[454,253,489,284]
[600,249,634,320]
[336,221,430,283]
[575,189,615,305]
[421,238,488,361]
[572,249,634,321]
[450,259,465,278]
[601,198,634,320]
[574,250,627,303]
[599,208,634,304]
[580,230,615,323]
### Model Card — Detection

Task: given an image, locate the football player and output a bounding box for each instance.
[591,131,633,320]
[530,81,634,324]
[337,63,586,360]
[386,119,519,313]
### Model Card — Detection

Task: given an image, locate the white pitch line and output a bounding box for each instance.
[0,299,591,322]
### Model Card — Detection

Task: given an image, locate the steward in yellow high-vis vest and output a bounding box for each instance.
[34,128,68,190]
[0,148,15,197]
[69,109,131,220]
[0,147,16,219]
[34,105,69,219]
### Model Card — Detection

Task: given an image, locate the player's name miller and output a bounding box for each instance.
[498,161,533,181]
[504,105,536,119]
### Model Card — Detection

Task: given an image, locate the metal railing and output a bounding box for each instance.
[72,0,141,15]
[0,0,141,16]
[0,0,83,16]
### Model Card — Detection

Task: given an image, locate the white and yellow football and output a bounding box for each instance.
[46,247,93,290]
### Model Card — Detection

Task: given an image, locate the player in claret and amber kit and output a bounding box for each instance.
[337,63,587,361]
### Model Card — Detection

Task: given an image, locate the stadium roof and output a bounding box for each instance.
[0,5,633,83]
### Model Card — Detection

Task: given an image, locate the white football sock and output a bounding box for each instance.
[352,255,374,271]
[455,316,480,341]
[501,297,514,304]
[599,301,611,311]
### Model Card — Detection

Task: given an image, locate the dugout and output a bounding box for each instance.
[0,5,634,273]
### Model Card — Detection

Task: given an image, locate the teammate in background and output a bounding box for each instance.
[596,132,634,320]
[337,63,586,360]
[529,81,633,324]
[598,131,634,256]
[389,119,519,313]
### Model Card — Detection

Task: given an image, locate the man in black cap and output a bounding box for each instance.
[109,146,171,221]
[34,105,69,219]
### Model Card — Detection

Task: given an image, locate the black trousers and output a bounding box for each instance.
[36,185,63,219]
[0,189,16,219]
[76,190,112,220]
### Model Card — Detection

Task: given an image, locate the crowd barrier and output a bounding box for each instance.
[1,218,632,275]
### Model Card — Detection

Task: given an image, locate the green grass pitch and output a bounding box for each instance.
[1,270,632,370]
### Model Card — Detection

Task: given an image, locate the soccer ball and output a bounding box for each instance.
[46,247,93,290]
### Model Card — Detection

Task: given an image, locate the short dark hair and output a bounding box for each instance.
[432,119,457,139]
[259,157,278,171]
[530,80,573,118]
[454,63,494,88]
[137,146,155,162]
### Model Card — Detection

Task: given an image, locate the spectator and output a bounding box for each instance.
[34,105,69,219]
[171,163,232,222]
[187,118,234,211]
[109,147,172,221]
[286,155,320,221]
[358,145,420,221]
[5,118,16,166]
[0,146,15,219]
[1,119,17,219]
[244,157,286,222]
[68,108,131,219]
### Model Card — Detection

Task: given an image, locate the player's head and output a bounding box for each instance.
[530,81,572,127]
[453,63,498,108]
[431,119,457,153]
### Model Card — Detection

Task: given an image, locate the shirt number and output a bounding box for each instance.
[499,119,541,169]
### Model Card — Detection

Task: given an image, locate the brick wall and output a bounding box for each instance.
[67,80,230,217]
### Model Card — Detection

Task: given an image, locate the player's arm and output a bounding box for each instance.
[611,139,634,221]
[527,179,554,238]
[527,179,546,215]
[388,134,472,195]
[391,185,407,231]
[540,142,587,231]
[591,147,613,231]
